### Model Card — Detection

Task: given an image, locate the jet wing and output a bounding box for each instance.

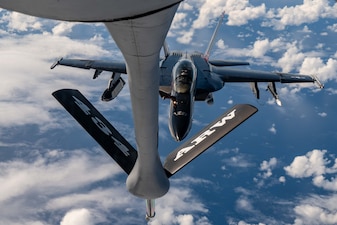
[212,67,316,83]
[52,89,137,174]
[164,104,258,177]
[51,58,127,75]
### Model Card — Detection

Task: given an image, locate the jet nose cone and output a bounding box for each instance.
[174,132,185,142]
[170,112,191,142]
[174,127,188,142]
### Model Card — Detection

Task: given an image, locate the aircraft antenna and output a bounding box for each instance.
[204,11,225,61]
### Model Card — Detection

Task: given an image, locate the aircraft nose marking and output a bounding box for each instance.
[174,111,188,116]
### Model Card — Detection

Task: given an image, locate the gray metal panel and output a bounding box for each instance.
[0,0,181,22]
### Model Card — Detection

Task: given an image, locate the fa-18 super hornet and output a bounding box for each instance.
[51,13,323,142]
[0,1,323,220]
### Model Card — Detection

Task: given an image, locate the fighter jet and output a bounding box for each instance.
[51,12,323,142]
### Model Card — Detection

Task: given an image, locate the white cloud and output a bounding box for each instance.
[172,0,266,44]
[1,11,42,32]
[284,149,328,178]
[0,147,212,225]
[0,150,121,203]
[260,157,277,178]
[216,39,226,50]
[0,102,54,127]
[171,12,189,30]
[277,42,305,73]
[236,196,256,213]
[184,0,266,29]
[60,208,96,225]
[312,175,337,191]
[0,149,127,224]
[300,57,337,83]
[269,124,277,134]
[253,38,284,58]
[263,0,337,30]
[52,22,76,36]
[226,1,266,26]
[177,29,195,44]
[179,2,194,11]
[316,43,324,50]
[149,187,210,225]
[191,0,226,29]
[254,157,278,187]
[294,204,337,225]
[327,23,337,32]
[285,149,337,191]
[250,39,270,58]
[176,214,194,225]
[302,25,312,33]
[223,154,255,168]
[318,112,327,117]
[293,194,337,225]
[279,176,286,183]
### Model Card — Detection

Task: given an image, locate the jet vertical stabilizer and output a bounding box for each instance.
[204,11,225,61]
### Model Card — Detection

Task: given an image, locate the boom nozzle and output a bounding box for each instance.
[145,199,156,221]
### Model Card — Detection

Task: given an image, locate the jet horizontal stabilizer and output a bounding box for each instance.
[52,89,138,174]
[164,104,258,177]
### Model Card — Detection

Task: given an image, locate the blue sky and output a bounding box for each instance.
[1,1,337,224]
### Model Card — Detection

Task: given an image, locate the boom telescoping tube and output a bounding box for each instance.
[145,199,155,220]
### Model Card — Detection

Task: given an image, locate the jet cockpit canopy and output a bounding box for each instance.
[172,59,196,94]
